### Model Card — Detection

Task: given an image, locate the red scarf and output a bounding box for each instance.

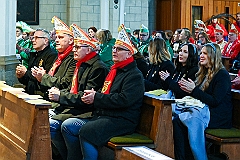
[101,56,134,94]
[70,51,97,94]
[48,45,73,76]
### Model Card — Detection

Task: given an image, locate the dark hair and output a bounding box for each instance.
[156,30,166,40]
[133,29,140,34]
[175,29,182,34]
[88,26,97,33]
[197,31,211,44]
[16,26,23,33]
[175,43,198,72]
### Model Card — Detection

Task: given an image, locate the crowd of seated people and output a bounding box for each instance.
[13,13,240,160]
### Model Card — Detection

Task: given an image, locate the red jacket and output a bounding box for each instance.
[222,40,240,60]
[207,23,228,42]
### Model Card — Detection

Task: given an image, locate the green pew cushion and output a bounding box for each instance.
[205,128,240,138]
[109,133,153,144]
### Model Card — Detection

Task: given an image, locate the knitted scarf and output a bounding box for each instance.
[48,45,73,76]
[101,56,134,94]
[70,51,97,94]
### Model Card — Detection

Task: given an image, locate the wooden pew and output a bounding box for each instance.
[205,90,240,159]
[106,94,174,160]
[0,84,52,160]
[222,56,231,71]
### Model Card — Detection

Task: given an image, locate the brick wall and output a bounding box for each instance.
[30,0,153,37]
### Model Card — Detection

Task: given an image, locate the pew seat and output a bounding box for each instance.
[205,90,240,160]
[106,94,174,160]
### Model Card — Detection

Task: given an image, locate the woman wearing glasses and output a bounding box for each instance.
[173,43,232,160]
[144,38,175,92]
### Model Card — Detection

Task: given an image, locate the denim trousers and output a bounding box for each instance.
[172,104,210,160]
[50,117,89,160]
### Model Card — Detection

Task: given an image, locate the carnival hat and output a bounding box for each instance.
[229,24,238,34]
[115,24,137,55]
[140,24,149,33]
[194,20,206,31]
[18,21,34,33]
[215,24,224,33]
[51,16,73,36]
[70,24,97,49]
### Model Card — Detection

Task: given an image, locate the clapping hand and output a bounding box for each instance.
[159,70,170,81]
[178,78,195,93]
[31,66,46,82]
[81,88,96,104]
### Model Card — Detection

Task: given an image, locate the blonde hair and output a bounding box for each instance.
[96,29,112,44]
[196,43,224,91]
[148,38,171,64]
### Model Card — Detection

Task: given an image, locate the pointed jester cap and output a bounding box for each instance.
[140,24,149,33]
[19,21,34,33]
[70,24,97,49]
[115,24,137,55]
[194,20,206,31]
[51,16,73,36]
[215,24,224,33]
[229,24,238,34]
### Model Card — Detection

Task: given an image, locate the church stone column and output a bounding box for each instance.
[0,0,19,86]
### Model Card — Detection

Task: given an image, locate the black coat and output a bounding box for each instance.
[144,60,175,91]
[52,55,109,121]
[79,61,145,147]
[191,69,232,129]
[165,66,198,99]
[18,45,57,95]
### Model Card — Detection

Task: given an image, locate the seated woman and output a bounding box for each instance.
[195,31,211,55]
[144,38,175,92]
[173,43,232,160]
[96,29,116,69]
[60,25,145,160]
[159,43,198,99]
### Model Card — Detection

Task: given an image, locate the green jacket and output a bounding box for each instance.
[99,38,116,69]
[16,39,34,68]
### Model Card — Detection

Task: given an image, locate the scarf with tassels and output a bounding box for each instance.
[48,45,73,76]
[70,51,97,94]
[101,56,134,94]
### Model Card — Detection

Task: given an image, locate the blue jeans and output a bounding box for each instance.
[80,137,98,160]
[50,118,89,160]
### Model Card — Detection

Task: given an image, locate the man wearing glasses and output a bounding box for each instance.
[32,16,76,100]
[16,28,57,95]
[138,24,152,58]
[46,24,108,160]
[222,24,240,61]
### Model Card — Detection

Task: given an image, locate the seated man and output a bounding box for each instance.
[215,24,227,53]
[16,28,57,95]
[32,16,76,99]
[222,24,240,61]
[78,24,145,160]
[47,24,108,160]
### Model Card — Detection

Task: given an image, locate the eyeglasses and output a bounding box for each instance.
[73,45,89,50]
[112,46,129,52]
[198,36,204,39]
[29,36,47,41]
[140,34,148,37]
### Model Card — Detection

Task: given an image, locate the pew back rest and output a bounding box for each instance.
[0,89,51,160]
[232,91,240,129]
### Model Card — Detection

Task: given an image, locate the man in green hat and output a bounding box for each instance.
[138,24,152,58]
